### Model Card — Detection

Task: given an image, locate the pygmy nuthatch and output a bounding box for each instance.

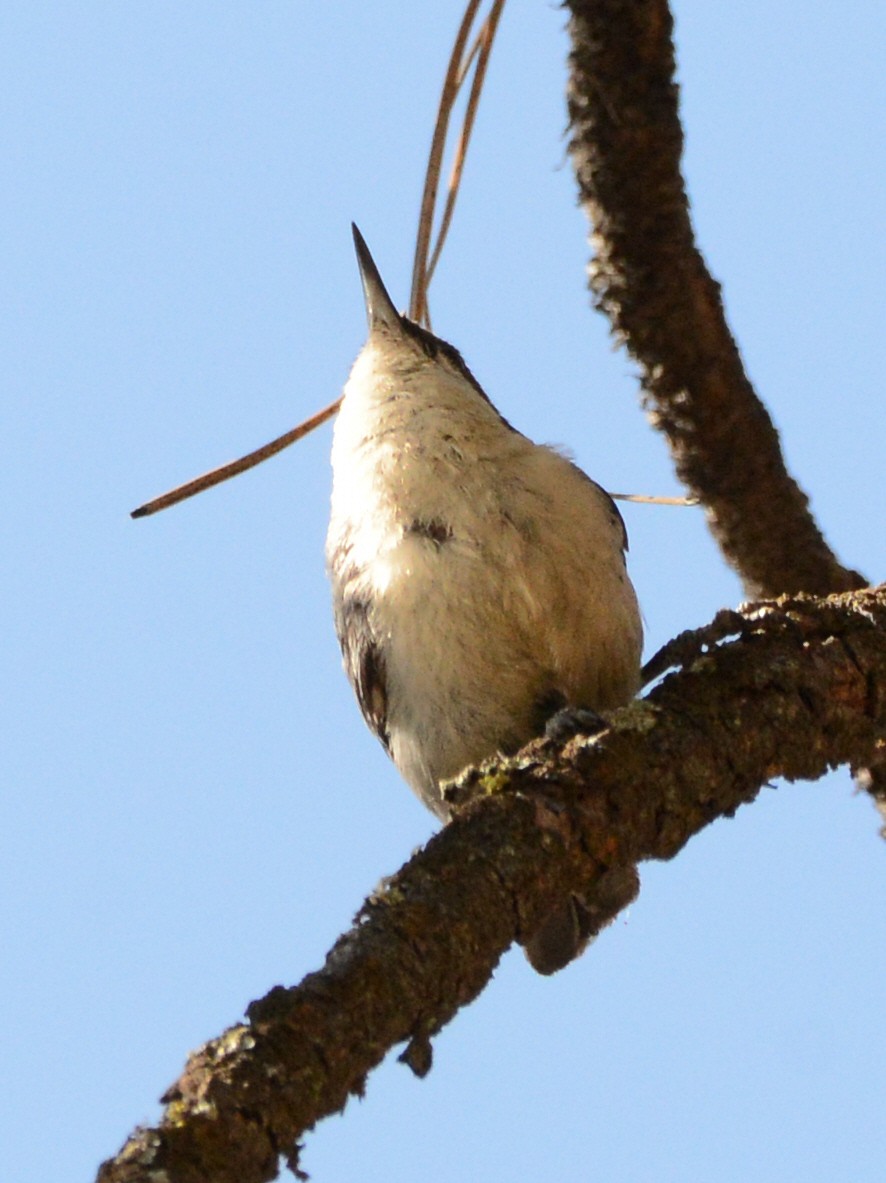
[326,226,643,973]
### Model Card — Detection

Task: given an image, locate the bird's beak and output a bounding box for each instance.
[129,226,391,519]
[352,224,401,334]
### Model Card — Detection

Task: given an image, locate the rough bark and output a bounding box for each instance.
[563,0,866,599]
[97,5,884,1180]
[97,586,886,1183]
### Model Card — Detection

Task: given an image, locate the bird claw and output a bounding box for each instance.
[544,706,608,744]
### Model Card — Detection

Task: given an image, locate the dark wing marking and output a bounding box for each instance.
[334,596,390,753]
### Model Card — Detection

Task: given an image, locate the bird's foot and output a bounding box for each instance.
[544,705,608,744]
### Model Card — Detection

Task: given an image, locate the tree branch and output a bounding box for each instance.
[563,0,865,599]
[97,585,886,1183]
[563,0,886,819]
[97,9,883,1181]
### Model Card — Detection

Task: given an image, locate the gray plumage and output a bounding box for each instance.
[326,226,642,973]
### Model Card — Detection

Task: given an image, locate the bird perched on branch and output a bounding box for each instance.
[326,225,642,973]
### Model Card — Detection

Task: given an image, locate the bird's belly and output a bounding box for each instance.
[368,530,638,816]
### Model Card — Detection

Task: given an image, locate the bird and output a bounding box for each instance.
[326,225,643,974]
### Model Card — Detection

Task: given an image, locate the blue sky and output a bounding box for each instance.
[3,4,885,1181]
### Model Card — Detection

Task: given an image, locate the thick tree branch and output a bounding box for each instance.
[563,0,865,599]
[97,585,886,1183]
[98,10,883,1181]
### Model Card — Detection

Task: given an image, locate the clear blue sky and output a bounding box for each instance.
[3,4,885,1181]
